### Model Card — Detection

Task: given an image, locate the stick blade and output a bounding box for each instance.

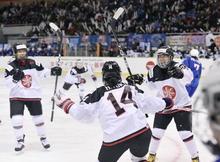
[113,7,125,20]
[49,22,60,32]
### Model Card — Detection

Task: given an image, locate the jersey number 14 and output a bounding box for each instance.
[107,86,138,116]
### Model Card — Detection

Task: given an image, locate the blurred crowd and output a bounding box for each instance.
[0,0,220,36]
[1,39,219,59]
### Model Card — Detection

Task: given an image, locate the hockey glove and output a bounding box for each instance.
[160,97,175,113]
[54,92,74,114]
[35,63,44,71]
[162,97,174,110]
[51,66,62,76]
[27,60,44,71]
[167,65,183,79]
[91,75,97,82]
[12,69,24,83]
[126,74,144,85]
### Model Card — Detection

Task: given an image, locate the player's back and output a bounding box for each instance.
[97,83,148,143]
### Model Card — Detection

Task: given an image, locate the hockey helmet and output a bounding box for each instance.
[156,46,174,69]
[13,43,27,60]
[75,59,84,69]
[190,48,199,58]
[102,61,122,87]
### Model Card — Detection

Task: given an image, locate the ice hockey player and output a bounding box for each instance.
[201,60,220,162]
[54,61,174,162]
[182,48,202,97]
[4,43,62,152]
[140,46,199,162]
[59,60,97,100]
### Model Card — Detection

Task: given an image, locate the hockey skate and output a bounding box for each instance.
[40,137,50,149]
[192,157,200,162]
[15,135,25,152]
[147,153,156,162]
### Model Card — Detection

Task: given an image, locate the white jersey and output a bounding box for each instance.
[64,65,95,85]
[68,83,166,144]
[4,59,50,100]
[146,61,193,112]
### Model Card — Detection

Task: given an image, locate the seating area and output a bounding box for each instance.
[0,0,219,36]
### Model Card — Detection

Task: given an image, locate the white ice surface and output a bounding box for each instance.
[0,76,216,162]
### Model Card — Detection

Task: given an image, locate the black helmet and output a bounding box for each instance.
[156,46,174,69]
[102,61,122,87]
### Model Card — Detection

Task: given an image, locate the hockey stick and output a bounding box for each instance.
[110,7,133,76]
[110,8,144,92]
[49,22,63,122]
[160,107,207,114]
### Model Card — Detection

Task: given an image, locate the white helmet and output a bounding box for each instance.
[190,48,199,58]
[201,60,220,146]
[156,46,174,69]
[75,59,84,69]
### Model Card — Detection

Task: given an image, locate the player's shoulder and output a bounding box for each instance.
[173,61,187,70]
[72,66,87,74]
[82,86,107,104]
[147,65,163,80]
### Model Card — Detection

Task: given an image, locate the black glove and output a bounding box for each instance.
[35,64,44,71]
[13,69,24,83]
[167,65,183,79]
[126,74,144,85]
[51,66,62,76]
[27,60,44,71]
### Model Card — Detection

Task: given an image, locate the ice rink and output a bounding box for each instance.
[0,75,216,162]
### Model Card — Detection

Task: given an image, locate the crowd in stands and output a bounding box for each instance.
[0,0,220,36]
[0,0,219,58]
[1,39,219,59]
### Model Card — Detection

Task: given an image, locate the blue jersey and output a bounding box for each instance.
[182,56,202,97]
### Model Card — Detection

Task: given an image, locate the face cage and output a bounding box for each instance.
[157,54,172,69]
[102,72,122,86]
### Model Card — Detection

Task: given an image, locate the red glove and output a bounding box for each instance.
[162,97,174,110]
[57,98,74,114]
[158,97,174,114]
[54,92,74,114]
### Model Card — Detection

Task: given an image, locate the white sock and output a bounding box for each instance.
[149,128,165,154]
[11,115,24,140]
[184,138,199,158]
[179,131,199,158]
[131,154,146,162]
[32,115,46,138]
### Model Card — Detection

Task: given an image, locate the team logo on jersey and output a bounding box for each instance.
[21,75,32,88]
[162,85,176,99]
